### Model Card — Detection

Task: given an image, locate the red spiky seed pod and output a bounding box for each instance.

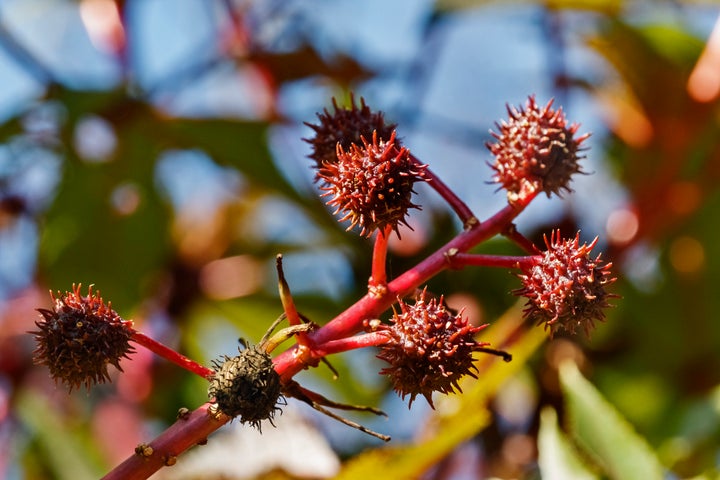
[318,130,426,237]
[31,284,135,392]
[375,288,508,408]
[208,343,283,430]
[304,95,396,179]
[515,231,616,336]
[487,95,589,202]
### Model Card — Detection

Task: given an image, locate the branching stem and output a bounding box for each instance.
[273,191,538,380]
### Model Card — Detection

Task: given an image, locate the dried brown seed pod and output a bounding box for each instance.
[304,94,396,178]
[30,284,134,391]
[208,343,284,430]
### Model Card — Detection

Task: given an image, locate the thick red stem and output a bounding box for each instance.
[275,192,537,379]
[102,403,229,480]
[107,193,537,479]
[368,226,391,293]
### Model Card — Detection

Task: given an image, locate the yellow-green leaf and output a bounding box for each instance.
[560,361,665,480]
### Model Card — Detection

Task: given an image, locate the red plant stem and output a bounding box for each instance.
[448,252,537,270]
[106,192,537,479]
[503,223,541,254]
[131,331,214,379]
[312,332,390,356]
[275,191,538,380]
[411,154,477,227]
[369,227,391,292]
[102,403,229,480]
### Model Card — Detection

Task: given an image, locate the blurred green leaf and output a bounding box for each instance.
[588,19,703,118]
[538,407,599,480]
[157,117,351,239]
[39,119,170,311]
[157,119,284,194]
[560,361,666,480]
[17,389,105,480]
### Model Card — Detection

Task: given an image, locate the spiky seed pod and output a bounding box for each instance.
[318,130,426,237]
[515,231,616,336]
[376,288,497,408]
[304,95,396,178]
[487,95,589,201]
[208,344,283,430]
[31,284,134,392]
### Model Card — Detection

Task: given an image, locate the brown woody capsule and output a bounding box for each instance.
[304,95,396,177]
[208,344,283,430]
[30,284,134,392]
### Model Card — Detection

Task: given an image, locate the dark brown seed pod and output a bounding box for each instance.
[487,95,589,202]
[375,288,509,408]
[304,94,396,178]
[30,284,134,392]
[208,343,284,430]
[515,230,617,336]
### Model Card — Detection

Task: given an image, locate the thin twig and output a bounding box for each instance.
[131,331,214,379]
[412,154,477,228]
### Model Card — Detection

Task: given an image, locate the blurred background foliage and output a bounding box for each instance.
[1,0,720,479]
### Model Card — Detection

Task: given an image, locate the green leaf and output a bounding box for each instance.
[40,117,170,314]
[538,407,599,480]
[17,389,105,479]
[559,361,666,480]
[39,120,170,312]
[156,119,289,195]
[587,19,703,119]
